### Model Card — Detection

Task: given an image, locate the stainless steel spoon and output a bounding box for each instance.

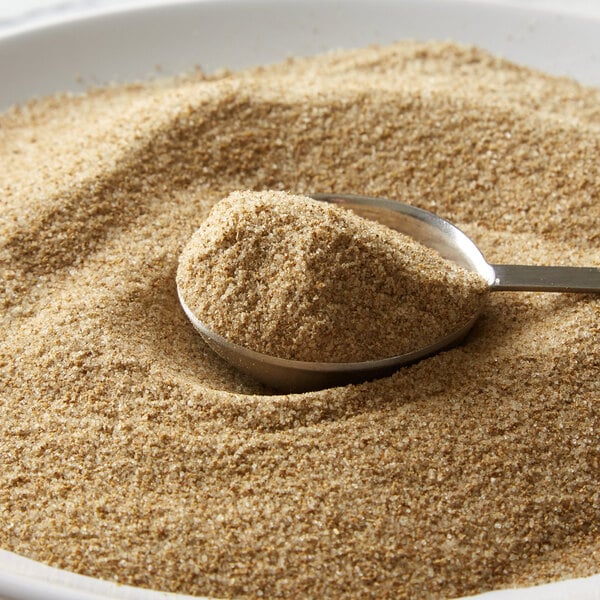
[177,193,600,393]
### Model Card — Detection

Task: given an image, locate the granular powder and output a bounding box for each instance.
[0,41,599,599]
[176,190,489,362]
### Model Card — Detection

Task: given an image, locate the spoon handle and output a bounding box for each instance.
[490,264,600,293]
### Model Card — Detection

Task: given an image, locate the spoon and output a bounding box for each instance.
[177,193,600,393]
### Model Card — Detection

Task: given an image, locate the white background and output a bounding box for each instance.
[1,0,600,32]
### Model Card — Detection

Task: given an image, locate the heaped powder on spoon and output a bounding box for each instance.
[177,190,488,362]
[0,42,599,599]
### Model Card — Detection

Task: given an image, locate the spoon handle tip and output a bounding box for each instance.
[490,264,600,293]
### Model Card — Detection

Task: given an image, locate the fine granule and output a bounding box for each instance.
[176,190,489,363]
[0,41,599,599]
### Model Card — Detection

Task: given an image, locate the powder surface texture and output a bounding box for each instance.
[176,190,488,362]
[1,41,599,599]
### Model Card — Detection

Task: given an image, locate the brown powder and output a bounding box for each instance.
[0,41,599,599]
[177,190,488,362]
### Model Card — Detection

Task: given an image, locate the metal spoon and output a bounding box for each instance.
[177,193,600,393]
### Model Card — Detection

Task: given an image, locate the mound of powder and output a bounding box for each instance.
[177,190,488,362]
[1,41,599,600]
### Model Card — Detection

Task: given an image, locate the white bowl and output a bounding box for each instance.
[1,1,599,599]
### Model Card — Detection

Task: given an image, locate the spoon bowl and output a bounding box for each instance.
[178,193,600,393]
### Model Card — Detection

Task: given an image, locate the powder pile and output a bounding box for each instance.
[177,190,488,362]
[1,41,599,599]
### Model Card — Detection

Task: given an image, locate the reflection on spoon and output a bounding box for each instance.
[177,193,600,393]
